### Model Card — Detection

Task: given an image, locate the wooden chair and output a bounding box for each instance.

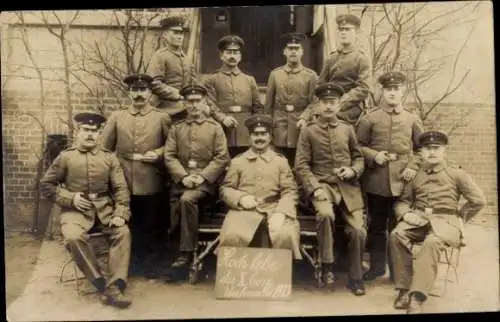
[58,232,110,295]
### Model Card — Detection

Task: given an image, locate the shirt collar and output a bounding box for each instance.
[382,102,403,114]
[424,162,446,174]
[219,66,241,76]
[243,148,276,163]
[185,115,208,124]
[128,104,153,116]
[76,145,99,155]
[317,116,339,128]
[284,63,304,74]
[165,44,185,57]
[339,44,355,54]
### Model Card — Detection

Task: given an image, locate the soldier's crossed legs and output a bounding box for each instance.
[61,215,131,291]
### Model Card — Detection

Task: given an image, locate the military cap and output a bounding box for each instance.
[74,112,106,128]
[418,130,449,147]
[218,34,245,51]
[123,74,153,88]
[179,84,208,98]
[281,32,306,46]
[159,16,189,31]
[245,114,273,132]
[336,14,361,28]
[378,71,407,88]
[314,82,345,99]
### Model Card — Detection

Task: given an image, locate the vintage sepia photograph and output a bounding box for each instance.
[1,2,498,320]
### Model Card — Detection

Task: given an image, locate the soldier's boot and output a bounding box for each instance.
[100,281,132,309]
[346,279,366,296]
[321,263,336,290]
[393,289,410,310]
[407,292,425,314]
[164,251,193,283]
[363,243,387,281]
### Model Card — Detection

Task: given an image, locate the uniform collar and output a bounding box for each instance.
[219,66,241,76]
[244,148,276,163]
[423,162,446,174]
[317,116,339,128]
[76,145,99,155]
[128,104,153,116]
[382,102,403,114]
[165,44,185,57]
[284,63,304,74]
[338,44,355,54]
[185,115,208,124]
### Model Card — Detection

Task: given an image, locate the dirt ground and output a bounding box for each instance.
[4,213,499,321]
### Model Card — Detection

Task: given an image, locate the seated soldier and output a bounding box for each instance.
[163,84,231,282]
[390,130,486,314]
[294,82,367,296]
[217,114,302,260]
[40,112,132,309]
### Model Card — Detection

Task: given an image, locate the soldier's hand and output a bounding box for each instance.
[239,195,258,210]
[374,151,389,166]
[182,176,196,189]
[109,216,125,227]
[338,167,355,180]
[141,151,159,163]
[403,212,428,226]
[401,168,417,182]
[191,174,205,186]
[296,119,307,129]
[268,212,286,232]
[313,188,328,201]
[222,116,238,128]
[73,192,92,212]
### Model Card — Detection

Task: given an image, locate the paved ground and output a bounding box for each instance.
[5,214,499,321]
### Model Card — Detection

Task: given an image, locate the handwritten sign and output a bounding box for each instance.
[215,247,292,300]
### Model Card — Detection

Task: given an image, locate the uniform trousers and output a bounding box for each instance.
[390,222,444,300]
[366,193,398,274]
[61,217,131,291]
[312,183,367,280]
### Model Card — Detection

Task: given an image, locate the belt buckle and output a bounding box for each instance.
[229,105,242,113]
[424,207,433,215]
[187,160,198,169]
[87,193,98,201]
[131,153,144,161]
[285,104,295,112]
[387,153,398,161]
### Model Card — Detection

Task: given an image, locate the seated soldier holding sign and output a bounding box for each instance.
[217,114,302,260]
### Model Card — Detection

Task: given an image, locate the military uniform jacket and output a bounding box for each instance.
[100,105,171,196]
[356,105,424,197]
[394,163,486,247]
[300,46,372,123]
[40,146,131,231]
[163,116,230,194]
[219,148,302,259]
[294,118,365,212]
[203,67,262,148]
[264,64,318,148]
[148,45,198,116]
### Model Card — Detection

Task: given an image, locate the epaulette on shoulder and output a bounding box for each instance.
[100,147,113,153]
[63,146,77,152]
[272,66,283,73]
[303,67,316,74]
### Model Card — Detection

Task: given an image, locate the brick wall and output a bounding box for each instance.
[2,87,497,230]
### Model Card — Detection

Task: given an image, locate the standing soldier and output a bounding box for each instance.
[217,114,302,260]
[148,15,196,123]
[389,131,485,314]
[163,84,230,282]
[356,71,424,282]
[204,34,263,158]
[100,74,171,277]
[264,32,318,166]
[297,14,372,128]
[40,113,132,309]
[295,83,367,296]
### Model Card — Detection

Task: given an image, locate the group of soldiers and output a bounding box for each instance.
[39,12,486,314]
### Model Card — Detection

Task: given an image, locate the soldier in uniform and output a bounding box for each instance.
[295,83,367,295]
[100,74,172,277]
[264,32,319,166]
[356,71,424,281]
[40,112,132,309]
[203,34,263,158]
[217,114,302,260]
[148,15,197,123]
[297,14,372,127]
[163,84,230,281]
[389,131,485,314]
